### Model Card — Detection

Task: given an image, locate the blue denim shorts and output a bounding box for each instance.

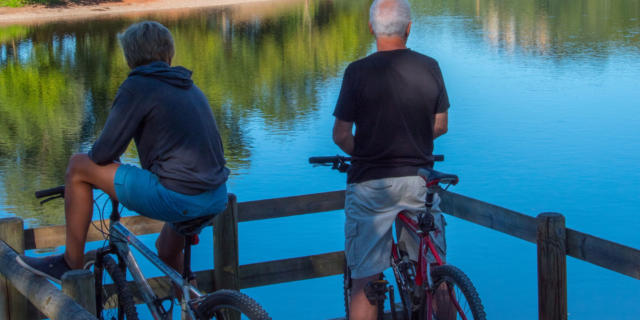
[113,164,228,223]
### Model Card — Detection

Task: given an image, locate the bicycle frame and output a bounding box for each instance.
[101,220,203,320]
[391,200,468,320]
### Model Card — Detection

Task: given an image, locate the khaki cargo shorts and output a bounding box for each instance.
[345,176,446,279]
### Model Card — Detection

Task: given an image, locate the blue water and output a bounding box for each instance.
[228,10,640,320]
[1,0,639,319]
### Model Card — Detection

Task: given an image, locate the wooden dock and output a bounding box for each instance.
[1,190,639,319]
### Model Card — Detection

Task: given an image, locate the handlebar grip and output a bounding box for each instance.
[309,156,341,164]
[35,185,65,199]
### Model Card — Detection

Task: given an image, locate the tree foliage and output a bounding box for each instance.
[0,0,372,224]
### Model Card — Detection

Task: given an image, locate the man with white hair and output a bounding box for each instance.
[332,0,450,318]
[18,21,229,284]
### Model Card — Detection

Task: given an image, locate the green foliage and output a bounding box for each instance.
[0,0,65,7]
[0,0,373,224]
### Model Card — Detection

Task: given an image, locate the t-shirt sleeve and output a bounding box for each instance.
[434,62,450,114]
[333,64,358,122]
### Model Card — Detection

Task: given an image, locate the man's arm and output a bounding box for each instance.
[88,87,143,165]
[434,111,448,139]
[333,118,355,155]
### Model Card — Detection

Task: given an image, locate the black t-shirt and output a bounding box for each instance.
[333,49,450,184]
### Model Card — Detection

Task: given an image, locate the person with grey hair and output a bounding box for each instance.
[332,0,450,319]
[18,21,230,286]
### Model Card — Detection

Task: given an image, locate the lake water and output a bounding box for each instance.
[1,0,639,318]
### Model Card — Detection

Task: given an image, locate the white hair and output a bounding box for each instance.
[369,0,412,37]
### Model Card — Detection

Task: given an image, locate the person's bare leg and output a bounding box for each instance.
[156,223,186,273]
[156,224,200,302]
[349,274,379,320]
[434,282,457,320]
[63,153,119,269]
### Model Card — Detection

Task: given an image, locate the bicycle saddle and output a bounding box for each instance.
[417,167,459,186]
[171,214,218,236]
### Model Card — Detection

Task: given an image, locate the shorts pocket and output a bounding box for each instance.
[344,221,359,268]
[360,179,393,190]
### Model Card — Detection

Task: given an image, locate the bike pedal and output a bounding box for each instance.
[364,280,390,305]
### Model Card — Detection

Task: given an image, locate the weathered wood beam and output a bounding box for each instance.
[24,191,346,250]
[21,190,640,281]
[24,215,165,250]
[214,194,240,291]
[0,218,29,319]
[439,190,640,279]
[105,251,345,304]
[537,213,568,320]
[439,190,537,243]
[62,270,96,316]
[237,190,345,222]
[566,228,640,280]
[0,240,98,320]
[238,250,344,288]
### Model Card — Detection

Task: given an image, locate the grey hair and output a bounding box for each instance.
[369,0,412,37]
[118,21,175,68]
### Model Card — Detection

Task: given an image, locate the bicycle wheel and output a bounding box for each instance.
[428,265,485,320]
[84,250,139,320]
[194,289,271,320]
[343,257,352,319]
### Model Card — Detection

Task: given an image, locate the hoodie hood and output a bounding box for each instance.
[129,61,193,89]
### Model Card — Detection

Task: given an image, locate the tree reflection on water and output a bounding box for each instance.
[0,0,372,225]
[1,0,638,225]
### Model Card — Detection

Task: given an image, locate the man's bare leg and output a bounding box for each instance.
[156,223,186,273]
[156,224,200,302]
[63,153,119,269]
[350,274,379,320]
[434,282,457,320]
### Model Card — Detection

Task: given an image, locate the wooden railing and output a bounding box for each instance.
[1,190,639,319]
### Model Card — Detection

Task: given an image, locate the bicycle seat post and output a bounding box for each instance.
[110,199,120,222]
[425,190,435,214]
[183,235,194,282]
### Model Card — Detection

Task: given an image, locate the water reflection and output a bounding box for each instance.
[413,0,640,58]
[0,0,372,225]
[1,0,638,226]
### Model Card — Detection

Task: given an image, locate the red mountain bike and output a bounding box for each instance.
[309,155,485,320]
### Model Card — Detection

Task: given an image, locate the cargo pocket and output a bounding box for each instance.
[437,214,447,256]
[344,221,359,268]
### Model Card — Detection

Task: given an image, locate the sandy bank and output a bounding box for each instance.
[0,0,287,26]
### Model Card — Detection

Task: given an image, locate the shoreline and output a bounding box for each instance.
[0,0,281,26]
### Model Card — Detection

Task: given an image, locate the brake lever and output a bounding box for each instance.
[335,158,350,173]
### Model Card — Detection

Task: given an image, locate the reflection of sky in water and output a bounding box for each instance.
[17,39,33,64]
[51,34,77,62]
[1,0,639,318]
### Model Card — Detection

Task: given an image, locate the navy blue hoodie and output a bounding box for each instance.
[89,61,229,195]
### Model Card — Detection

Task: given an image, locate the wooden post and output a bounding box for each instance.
[537,212,568,320]
[0,240,97,320]
[0,217,29,320]
[62,270,96,316]
[214,193,240,291]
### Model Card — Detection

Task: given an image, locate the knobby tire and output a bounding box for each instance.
[429,265,485,320]
[344,257,352,320]
[195,289,271,320]
[84,250,139,320]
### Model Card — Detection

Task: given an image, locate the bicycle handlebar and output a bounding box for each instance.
[308,155,352,164]
[308,154,444,165]
[35,185,65,199]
